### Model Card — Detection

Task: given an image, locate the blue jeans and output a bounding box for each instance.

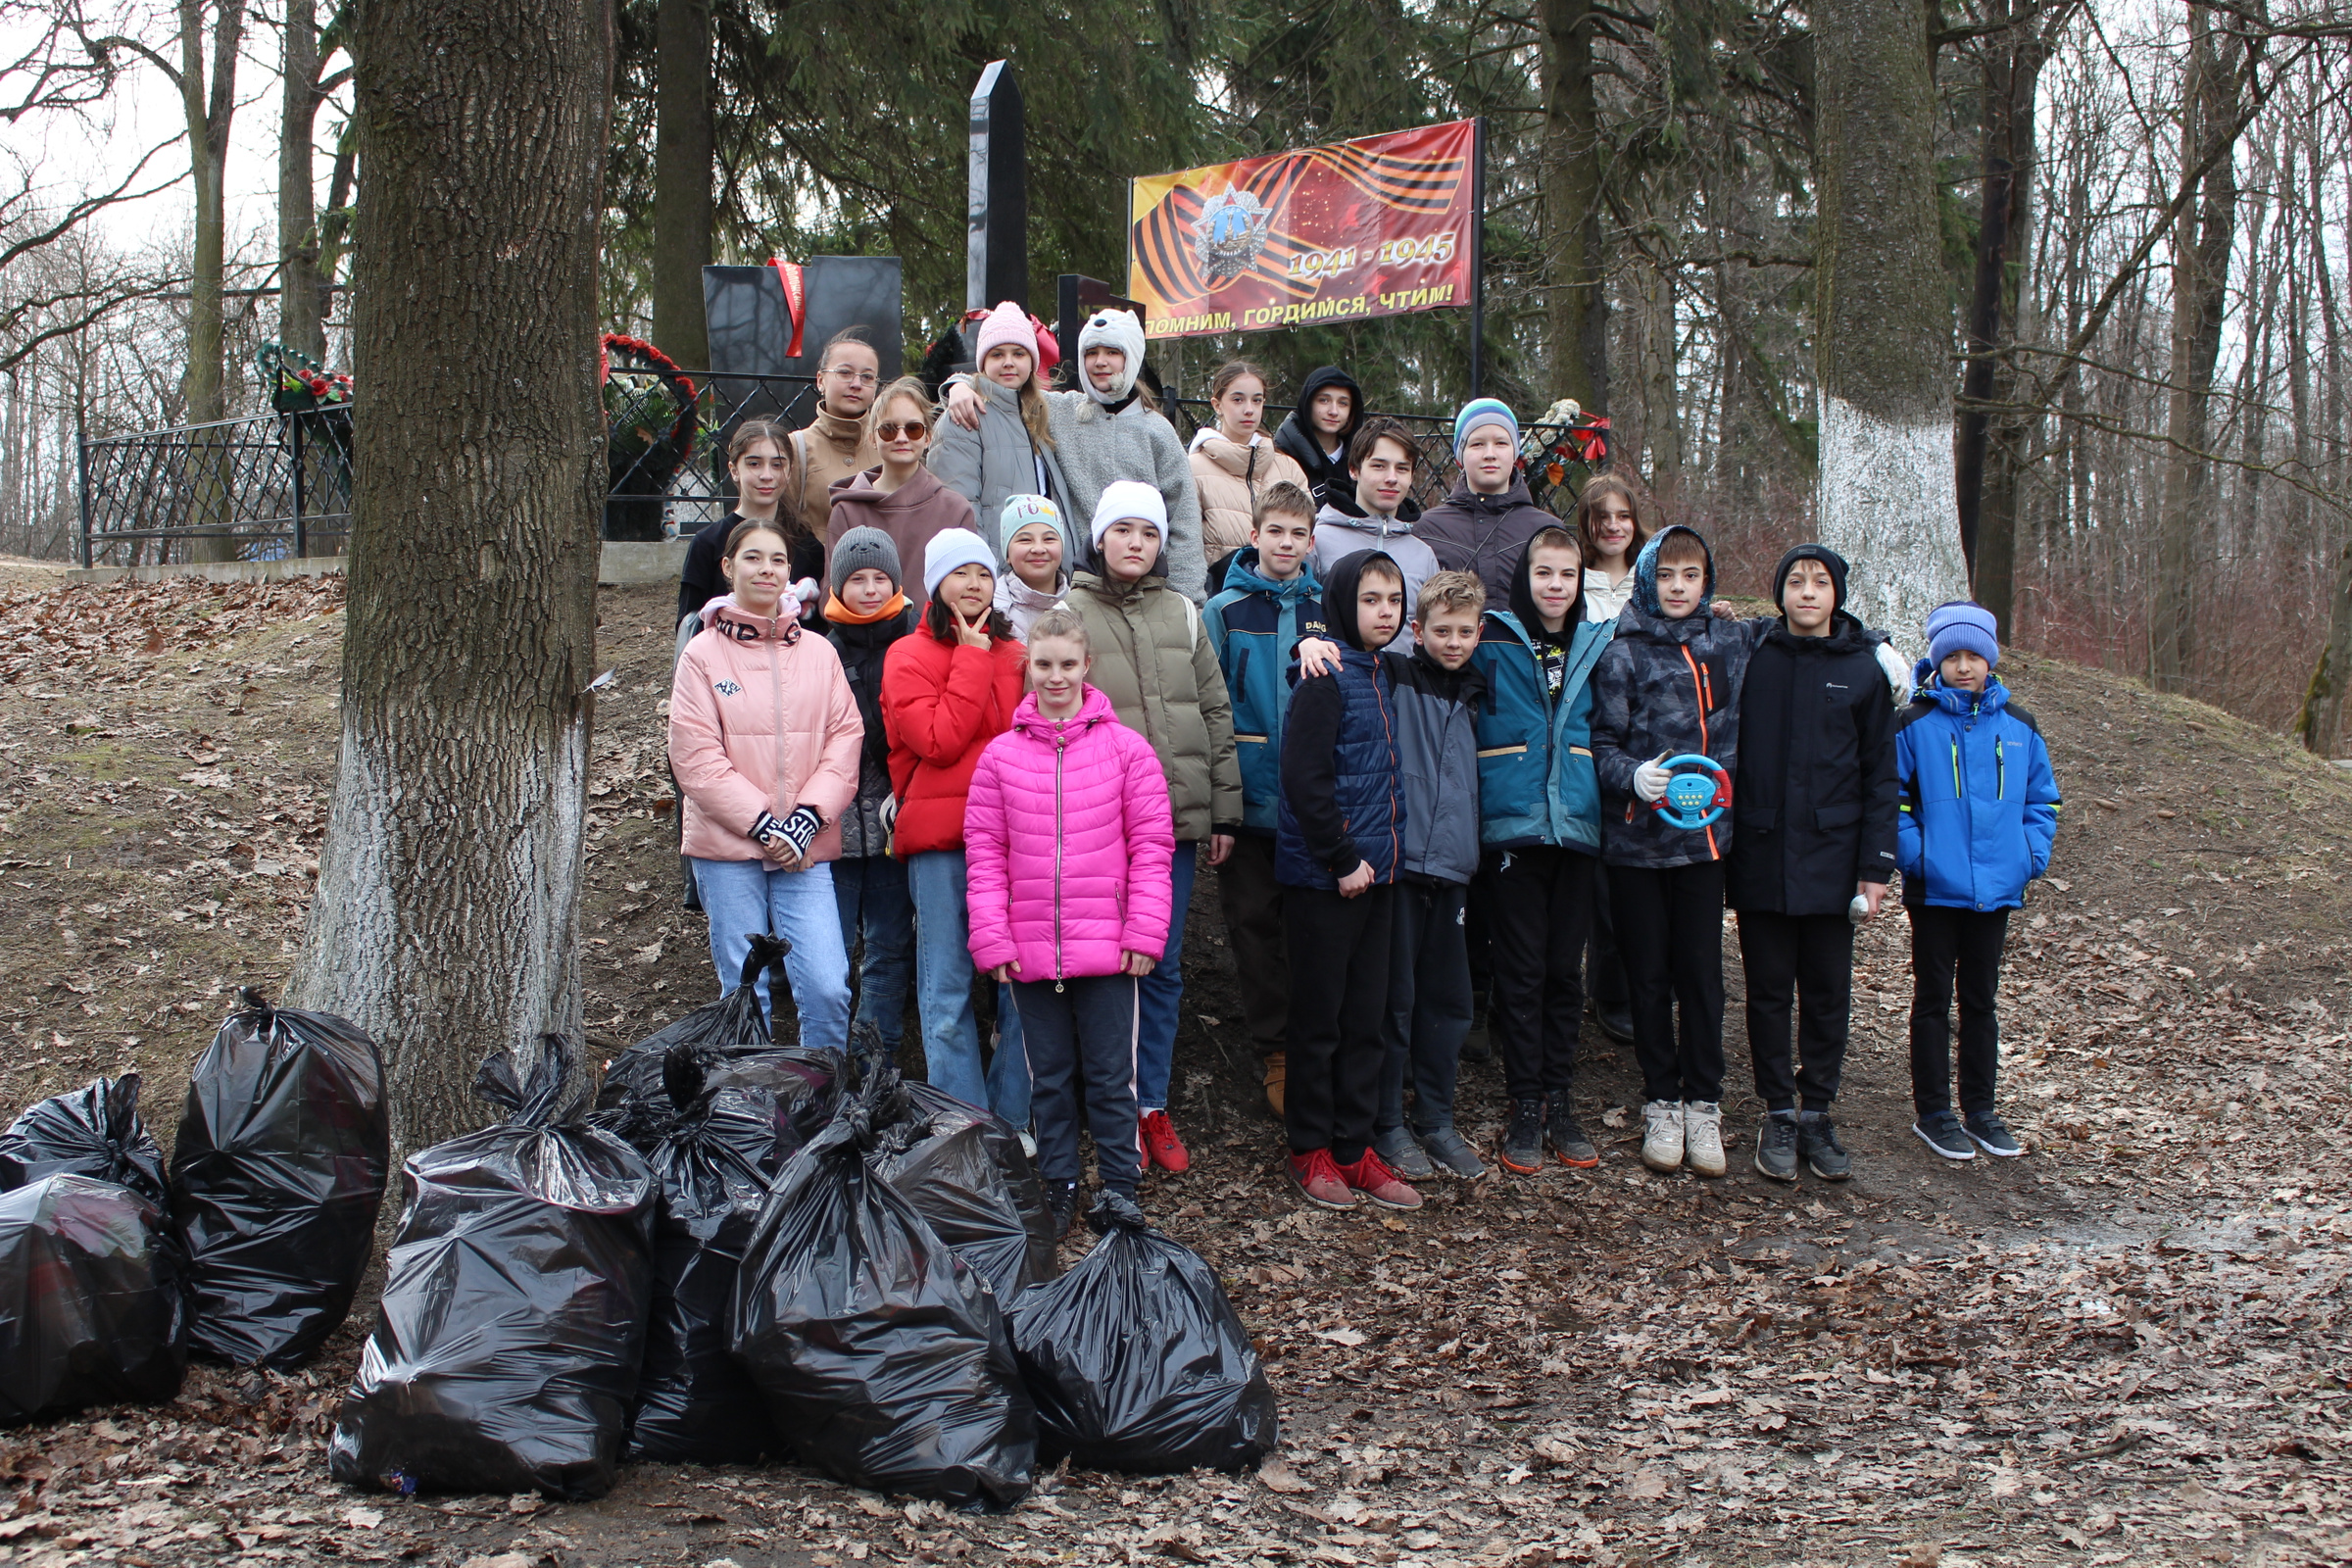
[832,854,914,1049]
[907,849,1031,1127]
[690,857,851,1054]
[1136,843,1199,1113]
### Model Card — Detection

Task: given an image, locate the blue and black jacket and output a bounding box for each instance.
[1276,550,1403,891]
[1469,543,1615,853]
[1202,548,1326,836]
[1893,669,2060,910]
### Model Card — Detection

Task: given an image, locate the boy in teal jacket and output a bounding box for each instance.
[1202,482,1326,1115]
[1469,525,1616,1176]
[1895,602,2060,1163]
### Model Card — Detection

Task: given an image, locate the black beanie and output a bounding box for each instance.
[1771,544,1849,616]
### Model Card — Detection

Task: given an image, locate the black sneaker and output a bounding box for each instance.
[1498,1097,1546,1174]
[1460,992,1494,1063]
[1594,998,1634,1045]
[1754,1113,1799,1182]
[1545,1102,1598,1168]
[1045,1179,1080,1235]
[1796,1111,1851,1181]
[1912,1111,1976,1161]
[1964,1111,2024,1157]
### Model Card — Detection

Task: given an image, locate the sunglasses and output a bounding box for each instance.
[874,420,929,441]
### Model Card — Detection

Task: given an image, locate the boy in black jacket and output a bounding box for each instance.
[1725,545,1899,1183]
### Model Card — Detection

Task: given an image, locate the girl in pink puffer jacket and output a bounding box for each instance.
[963,608,1174,1227]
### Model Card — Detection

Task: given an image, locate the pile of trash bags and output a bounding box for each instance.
[0,990,393,1426]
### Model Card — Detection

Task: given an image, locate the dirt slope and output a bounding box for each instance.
[0,576,2343,1568]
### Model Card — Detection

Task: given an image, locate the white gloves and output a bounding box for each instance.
[1635,754,1673,805]
[1875,640,1913,702]
[792,578,821,612]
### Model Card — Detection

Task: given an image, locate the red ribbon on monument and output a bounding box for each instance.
[768,259,807,358]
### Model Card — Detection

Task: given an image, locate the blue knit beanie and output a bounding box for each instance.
[1452,398,1519,461]
[1925,601,2000,669]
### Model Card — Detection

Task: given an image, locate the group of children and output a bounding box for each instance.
[668,330,2064,1231]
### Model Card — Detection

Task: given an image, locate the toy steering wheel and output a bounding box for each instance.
[1652,754,1731,830]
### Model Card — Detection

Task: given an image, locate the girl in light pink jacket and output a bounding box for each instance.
[962,608,1174,1230]
[669,517,863,1048]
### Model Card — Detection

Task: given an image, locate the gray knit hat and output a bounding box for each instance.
[830,526,902,595]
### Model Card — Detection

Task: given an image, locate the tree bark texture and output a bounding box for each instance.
[277,0,327,368]
[1810,0,1967,653]
[178,0,246,564]
[290,0,612,1161]
[1541,0,1607,412]
[2150,6,2237,694]
[650,0,712,369]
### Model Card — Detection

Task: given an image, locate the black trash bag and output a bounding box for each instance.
[1008,1192,1278,1474]
[0,1073,170,1210]
[626,1044,797,1464]
[594,935,844,1152]
[328,1039,656,1500]
[730,1071,1035,1509]
[870,1081,1056,1303]
[0,1173,186,1424]
[169,989,390,1369]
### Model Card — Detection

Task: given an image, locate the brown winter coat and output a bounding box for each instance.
[793,404,880,527]
[824,465,978,580]
[1188,433,1310,564]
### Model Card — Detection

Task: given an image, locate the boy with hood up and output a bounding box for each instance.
[1309,417,1441,655]
[1727,545,1901,1184]
[1272,365,1364,505]
[1588,524,1769,1180]
[1469,525,1619,1176]
[1277,548,1420,1213]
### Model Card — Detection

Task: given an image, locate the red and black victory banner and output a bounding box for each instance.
[1126,120,1478,340]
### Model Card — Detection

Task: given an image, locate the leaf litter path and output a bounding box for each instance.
[0,574,2346,1568]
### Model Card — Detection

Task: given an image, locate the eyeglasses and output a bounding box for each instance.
[824,368,879,384]
[874,420,929,441]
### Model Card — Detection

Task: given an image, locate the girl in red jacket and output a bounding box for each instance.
[964,609,1174,1230]
[882,528,1034,1124]
[668,517,864,1048]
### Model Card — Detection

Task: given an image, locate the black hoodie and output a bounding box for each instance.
[1506,533,1585,707]
[1272,366,1364,506]
[1276,549,1404,889]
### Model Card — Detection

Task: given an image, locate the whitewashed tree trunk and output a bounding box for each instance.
[1810,0,1968,656]
[289,0,612,1162]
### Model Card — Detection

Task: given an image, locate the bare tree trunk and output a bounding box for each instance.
[650,0,711,368]
[177,0,248,563]
[277,0,329,368]
[1811,0,1968,649]
[290,0,612,1159]
[1541,0,1607,412]
[1975,27,2051,640]
[2298,536,2352,757]
[1641,256,1682,513]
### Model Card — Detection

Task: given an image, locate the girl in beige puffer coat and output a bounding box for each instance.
[1188,360,1309,573]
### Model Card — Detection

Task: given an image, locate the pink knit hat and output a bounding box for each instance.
[973,300,1036,365]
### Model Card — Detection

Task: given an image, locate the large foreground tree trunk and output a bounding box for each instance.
[1541,0,1607,413]
[649,0,712,368]
[289,0,612,1160]
[2150,5,2238,695]
[1810,0,1968,650]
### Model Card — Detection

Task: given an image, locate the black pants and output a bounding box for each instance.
[1908,906,2010,1118]
[1738,910,1854,1112]
[1480,846,1597,1102]
[1012,974,1142,1195]
[1589,863,1630,1007]
[1378,880,1472,1135]
[1283,883,1395,1162]
[1613,859,1727,1104]
[1215,833,1289,1059]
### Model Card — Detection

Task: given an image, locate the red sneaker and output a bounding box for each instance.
[1289,1149,1356,1209]
[1337,1149,1423,1211]
[1140,1109,1191,1173]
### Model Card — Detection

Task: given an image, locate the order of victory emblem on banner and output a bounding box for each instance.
[1128,120,1478,340]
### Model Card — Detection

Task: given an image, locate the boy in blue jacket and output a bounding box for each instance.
[1278,550,1417,1213]
[1203,482,1326,1118]
[1471,527,1618,1176]
[1895,602,2060,1161]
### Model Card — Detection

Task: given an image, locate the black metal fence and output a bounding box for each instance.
[78,371,1603,565]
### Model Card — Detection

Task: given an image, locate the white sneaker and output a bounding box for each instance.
[1641,1101,1686,1173]
[1682,1101,1727,1177]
